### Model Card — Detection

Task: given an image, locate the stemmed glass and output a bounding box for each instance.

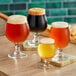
[38,38,56,69]
[5,15,29,58]
[27,8,47,47]
[49,22,70,61]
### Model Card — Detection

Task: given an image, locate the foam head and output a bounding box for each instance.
[39,38,55,44]
[51,22,68,28]
[29,8,45,15]
[7,15,27,24]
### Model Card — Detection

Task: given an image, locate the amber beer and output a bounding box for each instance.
[5,15,29,58]
[50,22,70,48]
[5,15,29,43]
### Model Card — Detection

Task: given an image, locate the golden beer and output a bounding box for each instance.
[38,38,56,59]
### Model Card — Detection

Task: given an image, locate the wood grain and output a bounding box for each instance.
[0,36,76,76]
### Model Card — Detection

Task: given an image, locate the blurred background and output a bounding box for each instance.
[0,0,76,24]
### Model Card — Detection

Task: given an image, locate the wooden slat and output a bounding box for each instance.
[0,12,8,20]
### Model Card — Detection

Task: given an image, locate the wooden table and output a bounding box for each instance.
[0,36,76,76]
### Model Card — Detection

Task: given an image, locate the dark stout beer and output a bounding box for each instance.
[27,8,47,32]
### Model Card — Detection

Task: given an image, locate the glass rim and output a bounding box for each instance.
[7,15,27,24]
[39,38,55,44]
[29,8,45,16]
[51,21,69,28]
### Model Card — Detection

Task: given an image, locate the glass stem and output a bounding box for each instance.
[44,59,50,68]
[33,32,39,45]
[14,44,21,55]
[58,48,63,61]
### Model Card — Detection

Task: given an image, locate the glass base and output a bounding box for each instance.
[8,52,27,59]
[27,32,39,47]
[40,59,52,69]
[40,63,51,69]
[52,53,69,62]
[27,40,38,47]
[50,53,75,67]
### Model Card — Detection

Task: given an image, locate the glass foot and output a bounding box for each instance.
[8,52,27,59]
[40,59,52,69]
[40,63,51,69]
[52,53,69,62]
[27,40,38,47]
[50,54,75,67]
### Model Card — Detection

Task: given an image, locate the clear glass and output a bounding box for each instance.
[38,38,56,69]
[49,22,70,61]
[27,8,47,47]
[5,15,29,59]
[8,43,27,58]
[27,32,39,47]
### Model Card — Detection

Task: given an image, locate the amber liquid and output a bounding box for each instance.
[49,27,70,48]
[5,23,29,43]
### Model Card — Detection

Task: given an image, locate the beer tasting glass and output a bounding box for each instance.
[49,22,70,61]
[5,15,29,58]
[38,38,56,69]
[27,8,47,47]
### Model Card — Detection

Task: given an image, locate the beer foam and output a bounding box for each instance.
[7,15,27,24]
[29,8,45,15]
[51,22,68,28]
[40,38,55,44]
